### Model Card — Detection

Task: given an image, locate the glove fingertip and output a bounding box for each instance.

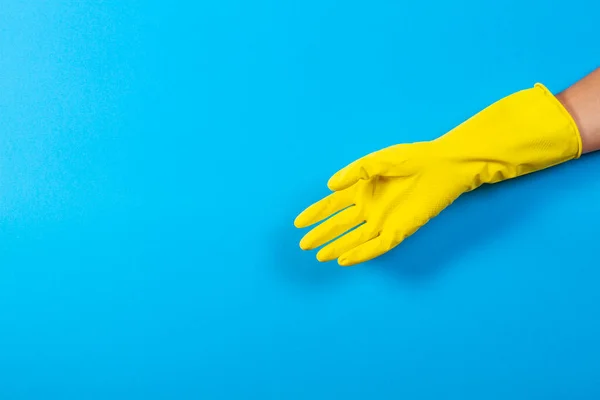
[295,204,319,228]
[293,214,306,228]
[299,236,312,250]
[327,173,353,191]
[316,250,331,262]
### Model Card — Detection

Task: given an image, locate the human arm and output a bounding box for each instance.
[295,71,595,266]
[558,68,600,154]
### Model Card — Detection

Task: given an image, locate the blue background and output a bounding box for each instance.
[0,0,599,398]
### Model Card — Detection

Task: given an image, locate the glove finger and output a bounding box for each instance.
[299,206,362,250]
[327,155,382,191]
[328,145,415,191]
[316,223,377,262]
[337,211,429,266]
[337,235,391,266]
[294,188,354,228]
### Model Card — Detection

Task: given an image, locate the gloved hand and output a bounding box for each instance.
[294,84,582,266]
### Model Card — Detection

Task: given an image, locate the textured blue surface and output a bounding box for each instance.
[0,1,599,398]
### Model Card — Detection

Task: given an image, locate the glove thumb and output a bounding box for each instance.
[327,155,390,191]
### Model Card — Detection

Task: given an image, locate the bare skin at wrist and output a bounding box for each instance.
[556,68,600,154]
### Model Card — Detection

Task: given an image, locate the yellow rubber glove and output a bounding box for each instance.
[294,84,582,266]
